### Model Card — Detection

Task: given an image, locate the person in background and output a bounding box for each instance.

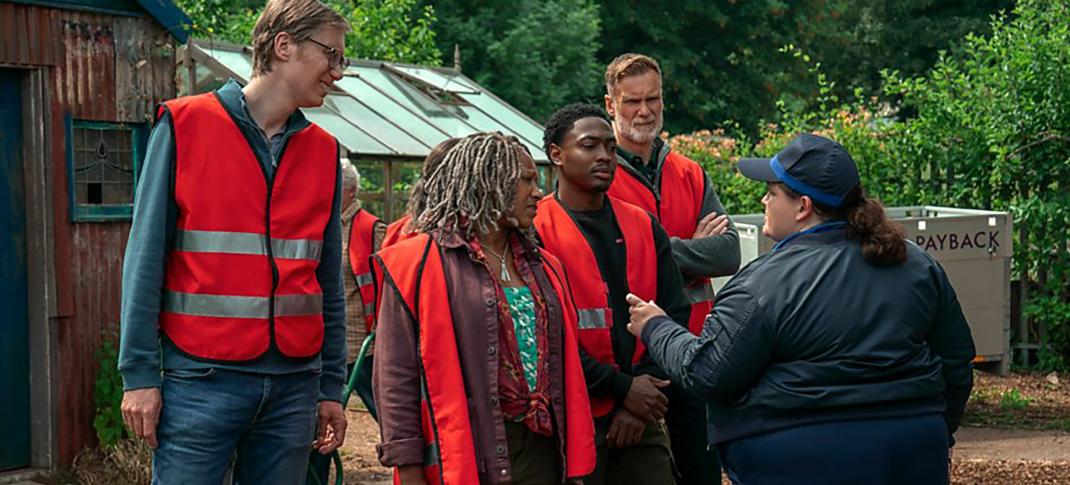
[374,132,595,484]
[118,0,349,482]
[603,53,739,483]
[535,103,687,485]
[381,137,461,249]
[627,133,976,484]
[341,160,385,414]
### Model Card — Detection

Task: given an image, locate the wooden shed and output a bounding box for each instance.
[0,0,188,473]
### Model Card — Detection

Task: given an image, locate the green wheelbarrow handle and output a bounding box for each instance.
[308,332,376,485]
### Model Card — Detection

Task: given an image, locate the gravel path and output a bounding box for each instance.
[340,372,1070,484]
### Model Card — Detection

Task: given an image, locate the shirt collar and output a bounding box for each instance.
[215,79,311,137]
[615,137,668,172]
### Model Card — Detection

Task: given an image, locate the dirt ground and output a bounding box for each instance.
[339,371,1070,484]
[41,371,1069,484]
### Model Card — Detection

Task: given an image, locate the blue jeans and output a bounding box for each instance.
[152,368,320,485]
[719,413,949,485]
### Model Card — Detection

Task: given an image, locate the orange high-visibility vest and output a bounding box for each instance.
[381,214,415,249]
[157,92,337,362]
[375,234,596,484]
[348,208,381,333]
[533,196,657,418]
[607,151,711,335]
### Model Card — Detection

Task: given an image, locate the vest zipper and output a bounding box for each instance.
[263,135,295,353]
[211,91,300,357]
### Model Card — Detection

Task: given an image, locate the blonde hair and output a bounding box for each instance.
[604,53,661,96]
[250,0,349,76]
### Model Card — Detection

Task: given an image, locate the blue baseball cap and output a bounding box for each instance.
[737,134,860,208]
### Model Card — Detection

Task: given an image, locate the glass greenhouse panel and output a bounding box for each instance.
[321,94,428,156]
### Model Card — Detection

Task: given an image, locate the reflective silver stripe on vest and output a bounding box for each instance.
[163,291,323,318]
[355,272,374,287]
[275,293,324,316]
[363,303,375,317]
[272,238,323,261]
[175,229,322,261]
[577,308,607,329]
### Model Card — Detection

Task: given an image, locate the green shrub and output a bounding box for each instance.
[999,388,1032,410]
[93,330,126,448]
[674,0,1070,364]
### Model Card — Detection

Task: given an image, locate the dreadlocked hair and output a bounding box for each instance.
[407,137,461,220]
[416,132,529,237]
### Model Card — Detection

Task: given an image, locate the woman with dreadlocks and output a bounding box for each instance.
[372,132,596,485]
[381,137,461,248]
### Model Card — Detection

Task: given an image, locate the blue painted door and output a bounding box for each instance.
[0,69,31,471]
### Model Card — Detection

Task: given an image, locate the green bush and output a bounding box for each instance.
[672,0,1070,364]
[93,330,126,448]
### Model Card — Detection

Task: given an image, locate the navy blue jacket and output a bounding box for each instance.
[641,226,975,445]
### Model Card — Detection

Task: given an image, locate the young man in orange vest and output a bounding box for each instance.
[603,53,740,484]
[534,103,692,485]
[118,1,349,482]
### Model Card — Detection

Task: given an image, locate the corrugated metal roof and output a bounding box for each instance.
[187,39,548,161]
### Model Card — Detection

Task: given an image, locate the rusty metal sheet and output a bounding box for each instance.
[57,222,130,464]
[0,3,61,66]
[54,11,117,121]
[113,16,176,123]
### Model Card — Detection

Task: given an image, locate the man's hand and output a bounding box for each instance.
[621,374,670,422]
[313,401,348,454]
[397,464,428,485]
[121,388,162,449]
[606,408,647,448]
[626,293,667,338]
[692,213,729,239]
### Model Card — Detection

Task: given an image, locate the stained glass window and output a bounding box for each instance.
[66,118,146,221]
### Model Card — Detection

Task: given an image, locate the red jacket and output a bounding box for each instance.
[348,208,381,333]
[607,152,711,334]
[157,93,336,362]
[375,233,596,484]
[533,196,657,417]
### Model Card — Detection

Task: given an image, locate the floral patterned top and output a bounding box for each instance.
[503,286,539,390]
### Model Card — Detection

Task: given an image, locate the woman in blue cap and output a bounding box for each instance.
[625,133,975,484]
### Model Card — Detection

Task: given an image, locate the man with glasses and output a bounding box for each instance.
[118,0,351,482]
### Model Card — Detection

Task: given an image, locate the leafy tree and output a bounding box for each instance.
[595,0,1012,135]
[675,0,1070,366]
[175,0,441,64]
[430,0,602,123]
[332,0,441,64]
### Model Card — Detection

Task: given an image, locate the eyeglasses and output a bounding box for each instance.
[306,38,350,71]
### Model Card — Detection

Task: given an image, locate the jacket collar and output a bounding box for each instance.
[214,79,311,137]
[432,228,543,263]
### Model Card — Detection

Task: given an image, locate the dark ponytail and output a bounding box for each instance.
[782,184,908,266]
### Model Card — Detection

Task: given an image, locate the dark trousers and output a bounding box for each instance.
[719,413,949,485]
[665,383,720,485]
[504,420,560,484]
[585,414,674,485]
[307,359,377,485]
